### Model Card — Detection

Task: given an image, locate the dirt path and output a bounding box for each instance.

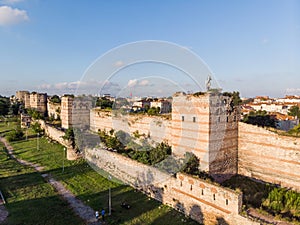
[0,137,104,225]
[247,208,294,225]
[0,205,8,224]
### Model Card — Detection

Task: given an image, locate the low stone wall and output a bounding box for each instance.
[37,120,78,160]
[238,122,300,190]
[85,148,258,225]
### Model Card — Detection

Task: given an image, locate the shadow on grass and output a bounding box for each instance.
[3,195,85,225]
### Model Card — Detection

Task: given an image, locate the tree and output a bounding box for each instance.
[7,128,24,142]
[49,95,61,104]
[243,110,276,128]
[31,122,44,134]
[96,97,114,109]
[223,91,242,106]
[62,128,75,148]
[147,107,160,116]
[9,101,22,115]
[288,106,300,118]
[288,124,300,136]
[149,142,171,164]
[27,108,43,120]
[182,152,200,175]
[0,96,10,116]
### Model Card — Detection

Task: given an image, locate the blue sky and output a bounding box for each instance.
[0,0,299,97]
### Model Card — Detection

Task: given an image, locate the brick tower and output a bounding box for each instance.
[61,95,92,129]
[171,91,238,180]
[29,92,47,115]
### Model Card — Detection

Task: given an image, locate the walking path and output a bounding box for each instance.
[0,205,8,224]
[0,137,104,225]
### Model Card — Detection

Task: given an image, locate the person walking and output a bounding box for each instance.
[95,211,99,221]
[101,208,105,221]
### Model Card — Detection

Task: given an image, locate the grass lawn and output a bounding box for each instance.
[1,120,200,225]
[0,141,85,225]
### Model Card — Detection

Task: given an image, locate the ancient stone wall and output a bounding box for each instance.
[85,148,258,225]
[208,93,239,181]
[61,96,92,130]
[238,122,300,190]
[61,96,74,129]
[15,91,29,103]
[90,109,171,144]
[171,92,239,180]
[29,92,48,114]
[47,101,60,119]
[37,120,77,160]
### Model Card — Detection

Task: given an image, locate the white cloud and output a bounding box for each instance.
[127,79,151,88]
[127,79,137,87]
[114,60,124,67]
[0,6,29,26]
[1,0,24,4]
[139,79,149,86]
[37,80,121,95]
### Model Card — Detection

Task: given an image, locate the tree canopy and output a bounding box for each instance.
[96,97,114,109]
[0,96,10,116]
[288,105,300,118]
[49,95,61,104]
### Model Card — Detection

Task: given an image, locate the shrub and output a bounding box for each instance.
[6,129,24,141]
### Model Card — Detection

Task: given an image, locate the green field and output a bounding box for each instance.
[0,120,199,225]
[0,141,85,225]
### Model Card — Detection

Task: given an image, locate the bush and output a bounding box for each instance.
[7,129,24,141]
[31,122,44,135]
[181,152,200,175]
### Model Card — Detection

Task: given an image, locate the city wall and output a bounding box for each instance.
[37,120,78,160]
[238,122,300,191]
[47,102,60,120]
[90,109,172,145]
[85,148,258,225]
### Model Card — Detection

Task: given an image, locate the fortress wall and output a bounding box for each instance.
[172,93,211,169]
[37,120,77,160]
[90,109,171,144]
[238,122,300,190]
[47,102,60,119]
[208,94,238,180]
[38,120,70,146]
[29,93,47,114]
[86,148,258,225]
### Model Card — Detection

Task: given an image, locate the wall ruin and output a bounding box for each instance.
[85,147,258,225]
[238,122,300,191]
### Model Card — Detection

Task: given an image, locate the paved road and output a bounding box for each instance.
[0,137,104,225]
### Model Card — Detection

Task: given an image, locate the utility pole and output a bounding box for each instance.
[37,133,39,151]
[62,147,66,172]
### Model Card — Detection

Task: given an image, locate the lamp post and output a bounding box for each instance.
[62,147,66,173]
[108,175,112,216]
[36,133,39,151]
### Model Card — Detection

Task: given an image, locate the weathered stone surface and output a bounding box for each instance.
[238,122,300,191]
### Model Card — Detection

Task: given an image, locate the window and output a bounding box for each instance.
[193,117,196,122]
[226,116,229,122]
[190,185,193,191]
[201,189,204,195]
[180,181,182,187]
[213,194,216,200]
[233,116,236,122]
[182,116,184,121]
[226,199,228,205]
[218,117,220,123]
